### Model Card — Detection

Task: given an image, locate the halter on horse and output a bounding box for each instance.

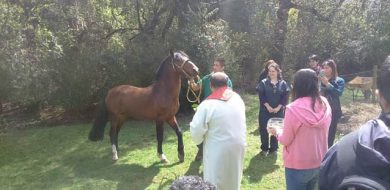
[89,50,199,162]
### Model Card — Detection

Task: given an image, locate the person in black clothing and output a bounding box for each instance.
[319,55,390,190]
[308,54,322,75]
[257,61,290,156]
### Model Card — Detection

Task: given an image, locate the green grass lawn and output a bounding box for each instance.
[0,94,284,189]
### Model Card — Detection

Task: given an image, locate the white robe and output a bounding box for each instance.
[190,92,246,190]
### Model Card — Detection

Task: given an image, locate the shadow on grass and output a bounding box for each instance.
[155,160,202,190]
[66,153,162,190]
[184,160,202,176]
[244,153,279,183]
[250,128,260,136]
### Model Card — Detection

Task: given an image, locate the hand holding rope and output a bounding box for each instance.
[186,77,202,103]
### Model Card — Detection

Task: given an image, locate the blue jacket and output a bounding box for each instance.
[320,76,345,117]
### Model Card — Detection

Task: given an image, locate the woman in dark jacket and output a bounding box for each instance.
[257,61,290,155]
[319,59,345,148]
[258,60,274,83]
[319,55,390,190]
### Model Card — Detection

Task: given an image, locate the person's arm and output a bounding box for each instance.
[228,79,233,89]
[275,106,300,146]
[275,81,290,112]
[190,103,210,145]
[326,77,345,97]
[258,81,274,112]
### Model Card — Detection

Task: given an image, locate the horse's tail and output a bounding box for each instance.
[89,100,109,141]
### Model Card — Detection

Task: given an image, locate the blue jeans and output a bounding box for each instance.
[285,167,319,190]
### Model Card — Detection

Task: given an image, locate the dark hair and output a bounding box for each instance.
[322,59,338,80]
[210,72,229,88]
[378,55,390,103]
[169,176,216,190]
[267,61,282,80]
[308,54,320,62]
[214,57,226,67]
[292,69,322,111]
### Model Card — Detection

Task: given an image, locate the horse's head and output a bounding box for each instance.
[170,50,199,81]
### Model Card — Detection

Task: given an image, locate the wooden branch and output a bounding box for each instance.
[289,0,346,23]
[161,9,176,38]
[142,1,168,34]
[135,0,143,31]
[128,33,141,42]
[103,28,141,39]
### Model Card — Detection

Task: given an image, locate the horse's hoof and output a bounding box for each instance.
[178,154,184,162]
[158,154,169,163]
[112,154,118,161]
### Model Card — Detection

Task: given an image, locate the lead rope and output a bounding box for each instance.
[186,80,202,103]
[171,58,201,103]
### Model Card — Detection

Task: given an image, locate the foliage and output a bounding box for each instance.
[284,0,390,81]
[0,0,389,113]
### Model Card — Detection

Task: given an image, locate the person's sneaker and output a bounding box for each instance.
[259,150,268,156]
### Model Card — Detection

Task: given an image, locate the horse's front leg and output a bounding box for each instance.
[156,121,168,163]
[168,116,184,162]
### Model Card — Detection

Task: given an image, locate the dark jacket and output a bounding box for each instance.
[319,113,390,190]
[257,78,289,115]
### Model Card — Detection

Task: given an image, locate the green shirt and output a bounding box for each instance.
[199,73,233,101]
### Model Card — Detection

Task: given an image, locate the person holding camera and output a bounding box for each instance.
[319,59,345,148]
[319,55,390,190]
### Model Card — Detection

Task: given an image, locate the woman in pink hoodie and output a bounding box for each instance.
[268,69,332,190]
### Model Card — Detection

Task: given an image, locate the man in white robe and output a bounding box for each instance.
[190,72,246,190]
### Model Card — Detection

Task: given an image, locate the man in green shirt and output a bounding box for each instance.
[190,57,233,101]
[189,57,233,161]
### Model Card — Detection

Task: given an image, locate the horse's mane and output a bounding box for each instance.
[178,51,189,58]
[155,51,189,80]
[155,55,171,80]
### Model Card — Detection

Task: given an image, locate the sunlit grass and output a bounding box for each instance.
[0,94,286,190]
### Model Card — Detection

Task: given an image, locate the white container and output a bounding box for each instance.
[267,117,284,131]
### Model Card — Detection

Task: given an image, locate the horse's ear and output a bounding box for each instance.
[169,49,174,57]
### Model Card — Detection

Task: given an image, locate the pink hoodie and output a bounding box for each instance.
[277,96,332,169]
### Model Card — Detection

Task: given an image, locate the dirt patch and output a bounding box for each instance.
[338,100,381,135]
[0,103,96,133]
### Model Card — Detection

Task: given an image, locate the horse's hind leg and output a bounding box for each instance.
[156,121,168,163]
[168,117,184,162]
[110,118,123,161]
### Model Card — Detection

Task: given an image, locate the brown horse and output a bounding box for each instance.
[89,50,199,162]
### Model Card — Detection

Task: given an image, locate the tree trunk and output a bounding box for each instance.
[270,0,291,66]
